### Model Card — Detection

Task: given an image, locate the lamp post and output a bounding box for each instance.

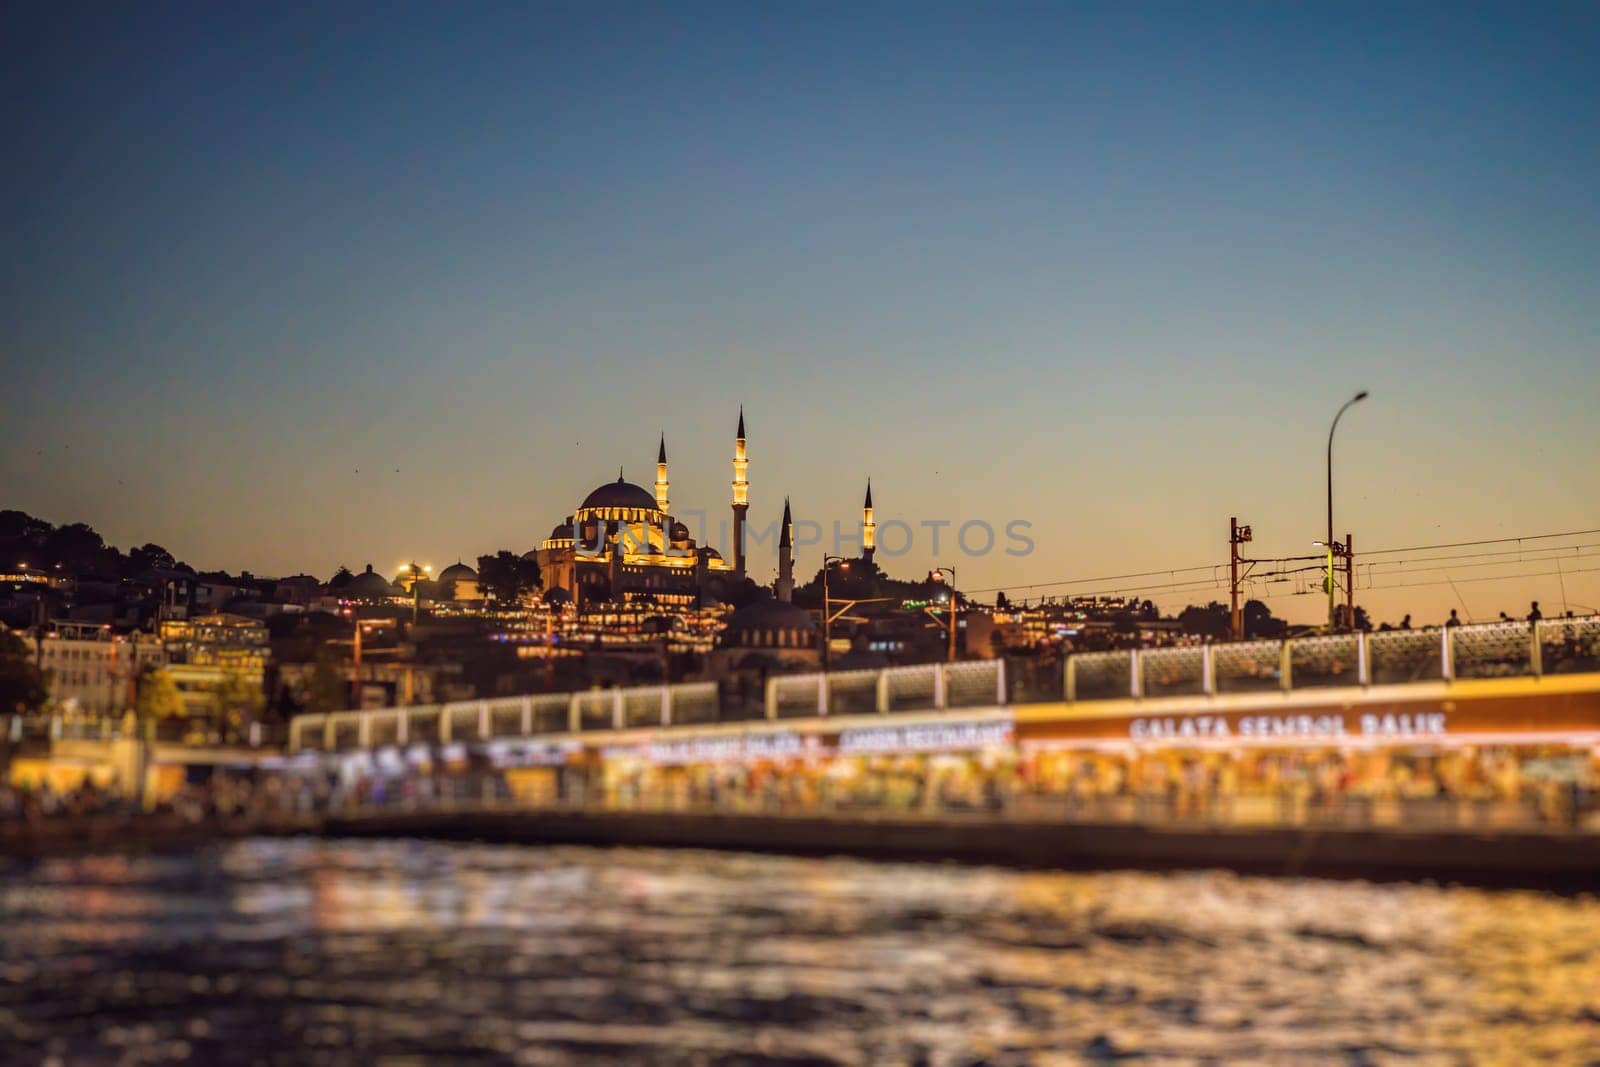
[821,555,849,670]
[1325,391,1368,629]
[397,561,431,624]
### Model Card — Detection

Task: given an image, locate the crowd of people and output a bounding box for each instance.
[2,742,1594,834]
[593,744,1598,831]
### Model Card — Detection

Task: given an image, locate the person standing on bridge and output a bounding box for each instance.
[1528,601,1542,623]
[1446,609,1461,628]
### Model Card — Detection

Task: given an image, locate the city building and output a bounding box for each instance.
[19,622,167,717]
[159,613,269,718]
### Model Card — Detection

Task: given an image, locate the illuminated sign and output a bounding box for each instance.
[479,740,582,768]
[1128,711,1448,742]
[838,720,1013,754]
[605,732,817,765]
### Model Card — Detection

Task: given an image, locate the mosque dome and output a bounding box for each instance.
[578,477,659,513]
[346,564,394,600]
[437,561,477,584]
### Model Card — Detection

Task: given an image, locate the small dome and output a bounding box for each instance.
[547,522,573,541]
[347,564,393,600]
[579,477,659,513]
[670,521,691,541]
[438,561,477,583]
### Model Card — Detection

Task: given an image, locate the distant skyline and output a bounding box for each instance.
[4,2,1597,624]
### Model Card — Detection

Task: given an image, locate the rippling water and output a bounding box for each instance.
[2,839,1598,1064]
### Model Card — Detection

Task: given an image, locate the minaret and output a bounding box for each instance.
[654,433,670,512]
[776,496,794,603]
[731,406,749,580]
[862,478,876,568]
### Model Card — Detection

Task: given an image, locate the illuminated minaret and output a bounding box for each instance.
[862,478,876,568]
[776,495,794,602]
[731,406,749,580]
[654,433,670,512]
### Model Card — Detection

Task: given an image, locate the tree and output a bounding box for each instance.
[300,651,348,715]
[0,630,49,715]
[44,522,106,569]
[134,667,185,721]
[1243,599,1287,639]
[210,673,266,738]
[128,543,178,573]
[476,550,542,601]
[1178,602,1230,640]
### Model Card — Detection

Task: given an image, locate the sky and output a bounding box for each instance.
[2,1,1597,625]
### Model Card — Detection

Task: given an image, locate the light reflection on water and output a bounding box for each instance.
[1,839,1598,1064]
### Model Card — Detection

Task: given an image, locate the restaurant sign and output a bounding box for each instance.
[605,732,821,765]
[837,720,1014,755]
[1129,711,1447,742]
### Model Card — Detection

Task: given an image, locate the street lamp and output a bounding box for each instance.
[821,555,850,670]
[1325,391,1368,629]
[397,561,432,623]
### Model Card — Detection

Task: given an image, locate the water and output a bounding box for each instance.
[1,840,1597,1065]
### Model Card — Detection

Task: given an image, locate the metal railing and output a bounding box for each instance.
[267,616,1599,754]
[4,714,286,749]
[287,661,1009,753]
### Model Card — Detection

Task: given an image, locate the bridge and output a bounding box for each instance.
[282,616,1600,755]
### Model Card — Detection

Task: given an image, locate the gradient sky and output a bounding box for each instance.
[3,1,1597,624]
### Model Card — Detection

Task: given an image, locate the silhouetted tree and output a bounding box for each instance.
[0,630,49,715]
[477,550,542,601]
[1243,599,1287,639]
[1178,602,1230,640]
[45,522,105,569]
[128,543,178,573]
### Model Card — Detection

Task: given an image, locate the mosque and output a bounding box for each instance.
[533,409,877,611]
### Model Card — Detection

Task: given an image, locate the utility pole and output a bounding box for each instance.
[822,556,846,671]
[937,566,958,662]
[1229,518,1252,641]
[1344,533,1355,631]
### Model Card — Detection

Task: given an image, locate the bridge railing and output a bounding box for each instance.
[287,660,1009,753]
[1541,616,1600,674]
[282,617,1600,754]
